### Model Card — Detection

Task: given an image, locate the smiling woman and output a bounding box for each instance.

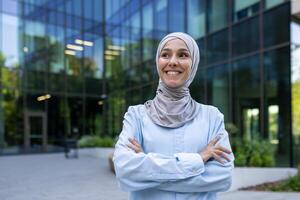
[158,39,192,88]
[113,32,234,200]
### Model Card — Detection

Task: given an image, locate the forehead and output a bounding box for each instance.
[162,38,189,51]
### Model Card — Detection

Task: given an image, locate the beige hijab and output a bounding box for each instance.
[145,32,200,128]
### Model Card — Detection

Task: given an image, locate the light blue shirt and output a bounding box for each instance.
[113,103,234,200]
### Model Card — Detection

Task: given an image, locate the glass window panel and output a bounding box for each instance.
[232,54,260,139]
[93,37,104,79]
[264,47,290,167]
[233,0,260,21]
[85,97,103,135]
[232,16,259,57]
[2,0,18,15]
[142,2,153,33]
[207,0,228,33]
[207,64,229,120]
[1,67,21,90]
[94,0,103,22]
[26,70,46,91]
[142,2,154,62]
[66,97,84,138]
[1,87,23,153]
[107,94,126,137]
[48,73,65,92]
[47,95,66,151]
[265,0,285,9]
[196,38,205,67]
[131,10,141,28]
[187,0,205,39]
[190,68,206,103]
[1,14,19,68]
[154,0,167,32]
[207,29,229,64]
[169,0,184,32]
[291,20,300,166]
[264,3,289,48]
[83,0,93,19]
[48,24,64,73]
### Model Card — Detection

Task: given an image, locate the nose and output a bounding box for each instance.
[168,55,178,67]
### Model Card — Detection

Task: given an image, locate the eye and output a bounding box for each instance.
[179,52,190,58]
[160,53,169,58]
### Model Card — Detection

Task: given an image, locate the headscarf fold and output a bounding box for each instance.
[145,32,200,128]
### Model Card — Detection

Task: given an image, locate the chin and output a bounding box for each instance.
[164,81,182,88]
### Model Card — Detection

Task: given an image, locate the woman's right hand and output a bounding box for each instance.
[199,135,232,164]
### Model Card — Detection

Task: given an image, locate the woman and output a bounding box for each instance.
[113,32,234,200]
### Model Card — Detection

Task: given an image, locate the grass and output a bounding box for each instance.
[241,169,300,192]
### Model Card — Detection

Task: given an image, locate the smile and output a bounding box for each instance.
[166,71,182,75]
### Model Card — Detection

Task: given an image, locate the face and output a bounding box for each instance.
[158,38,192,88]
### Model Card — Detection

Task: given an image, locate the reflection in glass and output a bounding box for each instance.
[26,70,46,91]
[187,0,205,39]
[233,0,260,21]
[67,97,84,138]
[190,68,206,103]
[85,97,103,136]
[47,95,65,151]
[232,54,260,138]
[232,16,259,57]
[1,14,19,68]
[154,0,167,32]
[207,29,229,64]
[207,64,229,120]
[291,20,300,166]
[143,2,154,62]
[207,0,228,33]
[169,0,184,32]
[264,3,289,48]
[0,87,23,153]
[264,47,290,166]
[265,0,285,9]
[243,108,259,140]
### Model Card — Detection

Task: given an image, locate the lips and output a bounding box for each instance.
[165,70,182,75]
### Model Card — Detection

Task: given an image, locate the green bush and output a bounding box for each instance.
[78,135,114,148]
[231,137,275,167]
[271,168,300,192]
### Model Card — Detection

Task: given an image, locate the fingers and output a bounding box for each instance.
[212,152,224,164]
[210,135,221,146]
[127,138,143,153]
[214,149,231,162]
[127,143,140,153]
[216,146,232,154]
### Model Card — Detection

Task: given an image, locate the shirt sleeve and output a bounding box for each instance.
[158,108,235,193]
[113,106,205,192]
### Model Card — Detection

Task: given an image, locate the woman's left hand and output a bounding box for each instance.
[127,138,144,153]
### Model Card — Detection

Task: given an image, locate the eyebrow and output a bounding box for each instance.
[161,48,190,52]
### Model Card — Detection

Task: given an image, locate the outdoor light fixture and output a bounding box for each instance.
[105,50,120,56]
[64,50,76,55]
[75,39,93,46]
[108,45,125,51]
[105,55,115,60]
[66,44,84,51]
[37,94,51,101]
[23,47,28,52]
[97,101,103,105]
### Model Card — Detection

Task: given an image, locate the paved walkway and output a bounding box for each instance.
[0,153,299,200]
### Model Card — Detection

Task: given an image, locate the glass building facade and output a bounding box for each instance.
[0,0,299,167]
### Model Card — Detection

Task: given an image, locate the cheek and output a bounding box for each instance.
[158,59,166,73]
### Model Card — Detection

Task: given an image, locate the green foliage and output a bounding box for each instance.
[225,122,275,167]
[78,135,114,148]
[270,168,300,192]
[232,137,275,167]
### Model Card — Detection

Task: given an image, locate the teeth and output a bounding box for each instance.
[167,71,179,75]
